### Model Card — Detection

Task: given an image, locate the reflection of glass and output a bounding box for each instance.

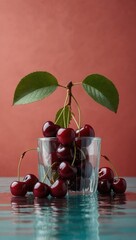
[38,137,101,195]
[34,195,99,240]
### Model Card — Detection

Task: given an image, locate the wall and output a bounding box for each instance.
[0,0,136,177]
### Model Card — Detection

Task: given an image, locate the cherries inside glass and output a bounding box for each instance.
[10,121,126,198]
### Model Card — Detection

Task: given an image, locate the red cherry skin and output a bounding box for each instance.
[58,161,77,180]
[50,152,62,170]
[99,167,114,183]
[50,179,67,198]
[57,128,76,146]
[56,145,74,162]
[10,181,27,197]
[33,182,50,198]
[76,124,95,138]
[42,121,60,137]
[97,179,111,194]
[112,178,127,194]
[23,174,39,192]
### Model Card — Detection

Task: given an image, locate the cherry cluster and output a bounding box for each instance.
[98,167,127,194]
[10,121,95,198]
[10,121,127,198]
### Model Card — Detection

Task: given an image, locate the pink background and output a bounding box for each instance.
[0,0,136,177]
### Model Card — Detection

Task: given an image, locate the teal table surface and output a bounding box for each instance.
[0,177,136,240]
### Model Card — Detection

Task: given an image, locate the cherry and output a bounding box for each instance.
[57,128,76,146]
[42,121,60,137]
[76,124,95,138]
[112,178,127,194]
[58,161,77,180]
[23,174,39,192]
[50,179,67,198]
[97,179,111,194]
[99,167,114,183]
[33,182,50,198]
[10,181,27,197]
[50,152,62,170]
[56,144,74,162]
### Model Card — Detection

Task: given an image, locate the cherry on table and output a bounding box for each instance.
[99,167,114,183]
[33,182,50,198]
[97,179,111,194]
[10,181,27,197]
[23,174,39,192]
[112,178,127,194]
[50,179,67,198]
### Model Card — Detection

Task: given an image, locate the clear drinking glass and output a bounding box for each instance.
[37,137,101,195]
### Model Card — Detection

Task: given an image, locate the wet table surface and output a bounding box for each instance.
[0,177,136,240]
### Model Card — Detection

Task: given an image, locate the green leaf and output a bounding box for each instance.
[55,105,72,128]
[13,71,58,105]
[82,74,119,113]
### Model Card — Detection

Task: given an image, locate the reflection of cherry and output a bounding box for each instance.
[10,181,27,196]
[112,178,127,194]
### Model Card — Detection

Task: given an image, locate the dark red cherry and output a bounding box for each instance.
[97,179,111,194]
[57,128,76,146]
[58,161,77,180]
[42,121,60,137]
[99,167,114,183]
[50,179,67,198]
[23,174,39,191]
[56,145,74,162]
[10,181,27,197]
[76,124,95,138]
[50,152,62,170]
[112,178,127,194]
[33,182,50,198]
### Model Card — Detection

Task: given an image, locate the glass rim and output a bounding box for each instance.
[38,137,101,142]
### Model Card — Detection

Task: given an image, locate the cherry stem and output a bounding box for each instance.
[42,162,58,183]
[71,94,81,130]
[63,89,69,128]
[73,82,82,85]
[66,81,73,106]
[54,90,69,126]
[17,148,37,181]
[71,143,77,166]
[71,113,80,129]
[101,155,119,178]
